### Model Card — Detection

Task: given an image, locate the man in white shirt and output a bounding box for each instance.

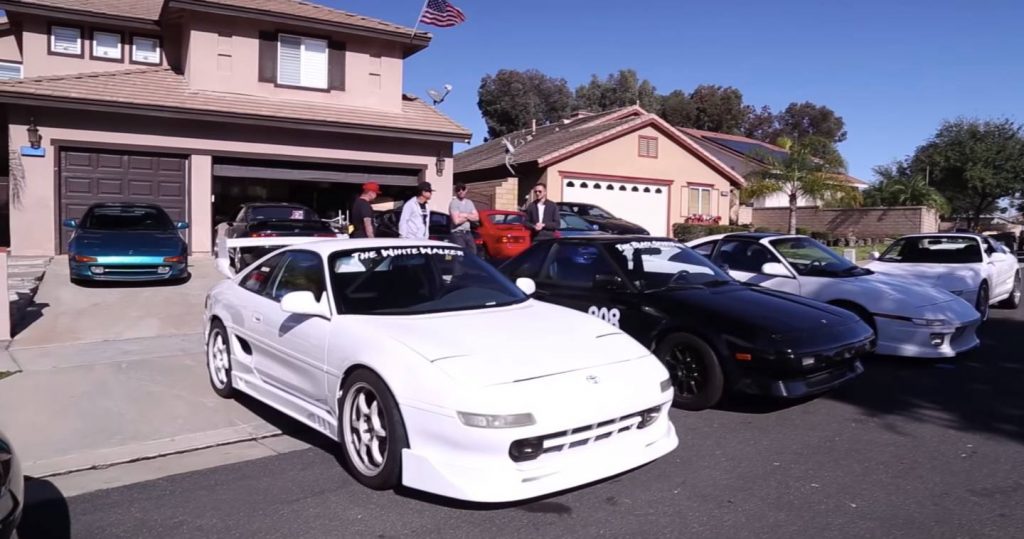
[398,182,433,240]
[524,182,559,240]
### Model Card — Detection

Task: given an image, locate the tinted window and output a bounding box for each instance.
[692,241,717,257]
[879,236,983,264]
[544,243,618,287]
[712,239,781,274]
[768,237,866,277]
[560,213,592,230]
[268,251,327,302]
[239,253,286,294]
[487,213,525,225]
[500,243,551,279]
[579,205,614,218]
[250,206,319,222]
[611,239,731,290]
[80,205,174,231]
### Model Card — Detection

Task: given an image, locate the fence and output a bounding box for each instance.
[752,206,939,239]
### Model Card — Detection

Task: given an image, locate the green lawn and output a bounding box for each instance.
[831,243,891,263]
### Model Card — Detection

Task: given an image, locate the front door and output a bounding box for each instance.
[709,238,801,295]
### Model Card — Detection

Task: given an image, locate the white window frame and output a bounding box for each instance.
[91,31,123,61]
[0,61,23,80]
[687,186,713,216]
[50,25,82,56]
[276,33,328,90]
[131,36,161,65]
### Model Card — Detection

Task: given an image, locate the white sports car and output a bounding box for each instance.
[686,233,982,359]
[203,238,677,503]
[864,233,1021,320]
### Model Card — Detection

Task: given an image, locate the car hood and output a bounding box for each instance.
[375,300,652,387]
[71,230,185,255]
[846,272,963,308]
[864,261,981,289]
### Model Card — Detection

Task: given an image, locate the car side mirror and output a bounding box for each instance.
[515,277,536,295]
[869,251,880,260]
[280,291,331,319]
[176,221,190,230]
[760,262,792,278]
[593,273,625,290]
[62,218,77,229]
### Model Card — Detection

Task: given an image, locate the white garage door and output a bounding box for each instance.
[562,178,669,236]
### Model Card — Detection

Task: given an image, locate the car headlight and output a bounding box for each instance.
[457,412,536,429]
[912,318,949,327]
[660,377,673,393]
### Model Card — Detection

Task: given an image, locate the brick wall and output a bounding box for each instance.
[465,178,519,211]
[752,206,939,238]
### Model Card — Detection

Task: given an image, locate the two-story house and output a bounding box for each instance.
[0,0,470,256]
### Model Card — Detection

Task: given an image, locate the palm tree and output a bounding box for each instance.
[742,137,859,234]
[862,161,951,214]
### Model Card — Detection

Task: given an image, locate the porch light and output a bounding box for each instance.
[27,117,41,149]
[435,152,445,177]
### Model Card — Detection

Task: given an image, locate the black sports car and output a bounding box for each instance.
[0,428,22,539]
[499,236,875,410]
[557,202,650,235]
[223,202,337,270]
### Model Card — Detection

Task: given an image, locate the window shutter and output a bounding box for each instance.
[299,37,327,89]
[648,137,658,157]
[277,35,302,86]
[52,26,81,54]
[93,32,121,59]
[257,31,277,82]
[328,40,346,91]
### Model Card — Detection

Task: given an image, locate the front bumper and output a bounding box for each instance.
[874,315,981,358]
[70,255,189,281]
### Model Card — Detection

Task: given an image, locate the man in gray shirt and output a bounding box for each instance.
[448,182,479,254]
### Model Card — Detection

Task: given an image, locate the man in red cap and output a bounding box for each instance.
[350,182,380,238]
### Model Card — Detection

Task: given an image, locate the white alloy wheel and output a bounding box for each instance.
[342,382,389,477]
[206,323,234,398]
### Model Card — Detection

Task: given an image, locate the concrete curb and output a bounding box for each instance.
[0,345,21,374]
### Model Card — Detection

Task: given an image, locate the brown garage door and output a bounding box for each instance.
[58,149,188,253]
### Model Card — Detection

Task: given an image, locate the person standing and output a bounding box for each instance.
[448,183,479,254]
[349,182,380,238]
[399,181,433,240]
[524,182,559,240]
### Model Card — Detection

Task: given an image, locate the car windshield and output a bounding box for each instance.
[769,237,868,277]
[560,213,593,230]
[329,246,527,315]
[251,206,319,221]
[611,239,733,290]
[879,236,983,264]
[80,206,175,231]
[579,205,614,218]
[488,213,525,225]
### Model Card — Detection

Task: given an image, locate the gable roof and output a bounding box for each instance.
[0,0,164,22]
[0,67,471,140]
[455,107,746,187]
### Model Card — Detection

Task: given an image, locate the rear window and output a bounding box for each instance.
[487,213,525,225]
[80,206,174,231]
[250,206,319,222]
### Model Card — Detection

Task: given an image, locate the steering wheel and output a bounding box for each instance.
[807,259,826,271]
[668,269,691,286]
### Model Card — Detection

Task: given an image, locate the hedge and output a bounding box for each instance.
[672,223,751,242]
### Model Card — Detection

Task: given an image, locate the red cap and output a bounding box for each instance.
[363,182,381,193]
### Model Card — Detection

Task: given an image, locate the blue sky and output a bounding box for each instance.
[326,0,1024,182]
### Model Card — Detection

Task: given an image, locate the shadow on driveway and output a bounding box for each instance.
[17,477,71,539]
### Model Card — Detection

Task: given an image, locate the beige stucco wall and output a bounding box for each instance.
[0,29,21,63]
[7,109,453,256]
[539,126,735,228]
[18,15,168,77]
[184,13,403,111]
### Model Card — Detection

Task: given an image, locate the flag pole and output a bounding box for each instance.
[410,0,430,42]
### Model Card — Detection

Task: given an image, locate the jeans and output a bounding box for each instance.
[450,230,476,255]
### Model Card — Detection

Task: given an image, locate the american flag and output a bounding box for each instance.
[419,0,466,28]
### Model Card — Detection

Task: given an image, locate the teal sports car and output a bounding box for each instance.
[64,202,190,283]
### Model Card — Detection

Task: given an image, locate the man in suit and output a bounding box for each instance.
[524,182,560,240]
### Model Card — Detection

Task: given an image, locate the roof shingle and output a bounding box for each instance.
[0,67,470,139]
[7,0,165,20]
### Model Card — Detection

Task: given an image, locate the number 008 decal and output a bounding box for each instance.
[587,306,621,327]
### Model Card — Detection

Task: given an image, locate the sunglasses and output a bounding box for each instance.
[533,190,544,194]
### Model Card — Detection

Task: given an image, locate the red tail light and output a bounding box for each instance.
[252,231,279,238]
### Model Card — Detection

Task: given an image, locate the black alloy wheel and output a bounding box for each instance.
[655,333,724,411]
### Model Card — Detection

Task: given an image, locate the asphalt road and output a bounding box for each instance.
[18,306,1024,539]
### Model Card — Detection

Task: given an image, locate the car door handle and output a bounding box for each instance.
[252,313,263,324]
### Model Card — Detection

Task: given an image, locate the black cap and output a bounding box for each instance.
[418,181,434,193]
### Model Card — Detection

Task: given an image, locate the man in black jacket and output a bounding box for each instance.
[524,182,560,240]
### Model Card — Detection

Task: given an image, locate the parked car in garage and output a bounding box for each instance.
[864,233,1021,319]
[63,202,190,283]
[498,236,874,410]
[686,232,983,359]
[223,203,338,271]
[203,238,677,502]
[373,208,455,243]
[473,210,531,261]
[0,428,23,539]
[557,211,610,237]
[558,202,650,235]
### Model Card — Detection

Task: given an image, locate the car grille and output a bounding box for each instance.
[537,410,646,456]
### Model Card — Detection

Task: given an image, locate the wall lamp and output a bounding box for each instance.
[435,152,445,177]
[27,117,42,149]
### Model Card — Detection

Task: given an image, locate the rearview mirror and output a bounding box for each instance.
[760,262,792,278]
[62,218,77,229]
[593,273,625,290]
[515,277,536,295]
[280,291,331,319]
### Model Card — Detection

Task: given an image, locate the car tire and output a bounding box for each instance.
[338,368,409,491]
[654,333,724,411]
[997,272,1021,310]
[206,321,235,398]
[976,282,990,321]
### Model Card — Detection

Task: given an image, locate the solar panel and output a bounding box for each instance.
[707,136,788,162]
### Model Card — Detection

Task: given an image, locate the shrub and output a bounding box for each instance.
[810,230,834,243]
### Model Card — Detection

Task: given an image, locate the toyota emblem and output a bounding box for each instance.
[586,375,600,384]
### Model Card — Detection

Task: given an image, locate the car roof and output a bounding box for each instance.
[897,233,985,240]
[480,209,523,214]
[243,202,311,208]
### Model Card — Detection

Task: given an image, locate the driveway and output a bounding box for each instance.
[10,256,223,350]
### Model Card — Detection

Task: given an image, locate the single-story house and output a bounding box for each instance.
[0,0,470,256]
[454,106,746,237]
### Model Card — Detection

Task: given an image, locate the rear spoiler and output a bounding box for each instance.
[214,230,346,278]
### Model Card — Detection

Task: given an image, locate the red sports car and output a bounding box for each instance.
[474,210,532,261]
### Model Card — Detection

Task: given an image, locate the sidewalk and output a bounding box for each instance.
[0,333,281,478]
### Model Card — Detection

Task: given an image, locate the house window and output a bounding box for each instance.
[687,186,713,215]
[91,31,122,61]
[0,62,22,80]
[639,135,658,158]
[131,36,161,65]
[50,25,82,56]
[277,34,328,89]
